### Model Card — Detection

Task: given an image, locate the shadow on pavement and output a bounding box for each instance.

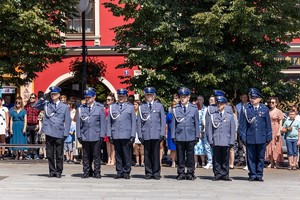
[231,176,249,181]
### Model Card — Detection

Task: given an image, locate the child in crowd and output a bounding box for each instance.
[282,110,300,170]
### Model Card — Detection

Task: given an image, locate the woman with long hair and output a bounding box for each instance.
[10,97,27,160]
[265,97,284,168]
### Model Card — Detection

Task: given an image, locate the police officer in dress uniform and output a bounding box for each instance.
[206,96,236,181]
[34,86,71,178]
[239,88,272,182]
[76,87,106,179]
[107,88,136,179]
[137,87,166,180]
[171,87,200,180]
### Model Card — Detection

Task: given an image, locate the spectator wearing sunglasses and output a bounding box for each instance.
[10,97,27,160]
[24,93,40,160]
[265,97,284,169]
[103,93,116,165]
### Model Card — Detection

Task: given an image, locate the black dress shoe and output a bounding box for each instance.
[223,177,232,181]
[145,175,151,180]
[256,177,264,182]
[94,174,101,179]
[153,175,161,180]
[81,173,89,178]
[212,176,222,181]
[124,174,130,179]
[114,174,124,179]
[48,174,56,178]
[248,177,256,182]
[56,174,62,178]
[176,174,186,180]
[186,174,196,180]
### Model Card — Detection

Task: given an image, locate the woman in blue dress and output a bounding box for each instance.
[166,101,177,167]
[10,97,27,160]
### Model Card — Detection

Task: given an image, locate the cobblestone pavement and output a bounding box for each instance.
[0,160,299,200]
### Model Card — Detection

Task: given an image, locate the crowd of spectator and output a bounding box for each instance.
[0,90,299,172]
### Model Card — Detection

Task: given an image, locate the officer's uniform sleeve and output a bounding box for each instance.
[265,108,272,142]
[160,104,166,137]
[171,109,176,139]
[137,106,142,139]
[100,105,106,138]
[106,106,112,137]
[230,114,236,146]
[194,108,200,139]
[64,106,71,137]
[130,105,136,138]
[76,109,81,139]
[238,106,247,143]
[33,98,46,110]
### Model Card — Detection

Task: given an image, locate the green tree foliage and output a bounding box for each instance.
[104,0,300,104]
[0,0,78,85]
[69,57,107,86]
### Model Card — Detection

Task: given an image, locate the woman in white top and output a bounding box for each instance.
[0,97,9,160]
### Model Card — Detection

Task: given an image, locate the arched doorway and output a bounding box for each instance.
[46,73,117,103]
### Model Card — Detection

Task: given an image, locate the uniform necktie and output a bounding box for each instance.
[183,106,186,113]
[220,112,222,118]
[254,107,258,113]
[88,106,91,113]
[120,103,123,110]
[149,103,152,110]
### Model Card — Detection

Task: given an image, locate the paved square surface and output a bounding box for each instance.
[0,161,299,200]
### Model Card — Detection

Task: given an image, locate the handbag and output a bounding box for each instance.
[284,119,295,139]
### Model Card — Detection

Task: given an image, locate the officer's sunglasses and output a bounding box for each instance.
[15,101,22,105]
[30,96,36,99]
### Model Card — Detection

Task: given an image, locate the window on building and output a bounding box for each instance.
[67,5,95,35]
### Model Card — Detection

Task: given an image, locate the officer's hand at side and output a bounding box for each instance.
[99,137,103,143]
[159,135,165,142]
[172,138,176,145]
[128,137,135,145]
[109,137,113,144]
[78,138,83,144]
[138,137,144,145]
[194,138,199,146]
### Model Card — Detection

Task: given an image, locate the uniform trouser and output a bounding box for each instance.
[26,125,38,156]
[114,139,131,175]
[246,143,266,179]
[213,146,230,178]
[46,135,64,175]
[144,139,160,176]
[176,141,195,175]
[82,140,101,175]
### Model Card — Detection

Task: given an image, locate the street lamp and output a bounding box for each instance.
[77,0,91,95]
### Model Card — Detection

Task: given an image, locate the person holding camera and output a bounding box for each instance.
[282,110,300,170]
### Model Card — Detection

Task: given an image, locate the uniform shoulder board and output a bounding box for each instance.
[173,104,181,108]
[95,102,103,107]
[190,103,197,108]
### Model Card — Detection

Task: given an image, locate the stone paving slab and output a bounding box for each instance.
[0,161,299,200]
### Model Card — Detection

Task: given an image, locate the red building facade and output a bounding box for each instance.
[31,1,300,100]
